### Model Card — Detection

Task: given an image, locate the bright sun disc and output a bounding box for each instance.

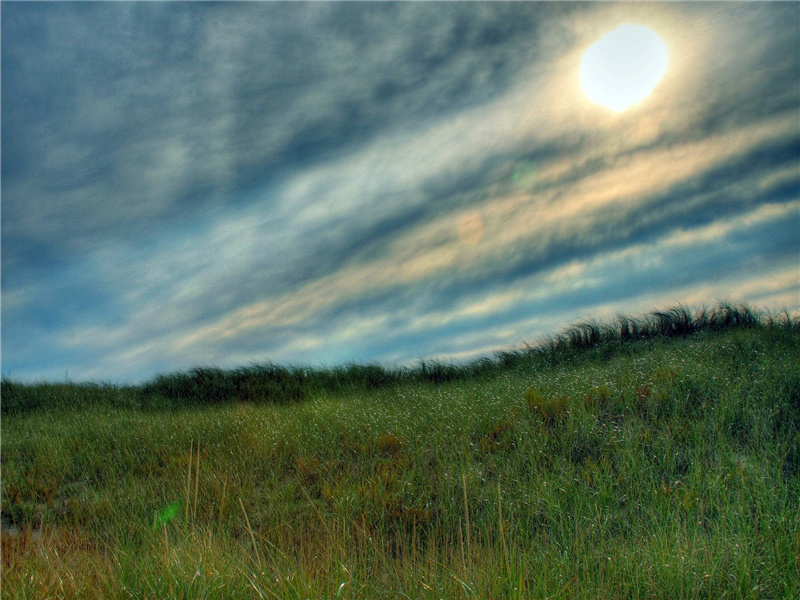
[580,24,667,112]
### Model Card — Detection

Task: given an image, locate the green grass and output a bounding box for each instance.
[2,304,799,598]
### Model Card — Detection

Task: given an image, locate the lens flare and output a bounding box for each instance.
[458,214,485,245]
[154,500,181,528]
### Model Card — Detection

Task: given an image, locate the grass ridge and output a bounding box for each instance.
[2,302,797,415]
[2,302,799,598]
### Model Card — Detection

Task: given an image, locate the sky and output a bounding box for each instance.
[2,2,799,384]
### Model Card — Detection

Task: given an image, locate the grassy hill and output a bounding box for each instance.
[2,305,799,599]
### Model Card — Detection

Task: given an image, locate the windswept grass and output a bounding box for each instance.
[2,303,799,598]
[3,302,796,415]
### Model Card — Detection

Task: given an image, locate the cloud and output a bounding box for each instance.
[155,108,795,354]
[2,3,562,252]
[2,2,798,382]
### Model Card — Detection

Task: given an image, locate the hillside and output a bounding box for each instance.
[2,305,799,598]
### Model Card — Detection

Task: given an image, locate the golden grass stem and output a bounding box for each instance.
[457,518,465,578]
[239,497,263,570]
[162,523,168,568]
[193,439,200,525]
[462,473,471,558]
[412,517,417,564]
[300,484,332,539]
[218,473,228,526]
[498,478,510,578]
[185,440,193,534]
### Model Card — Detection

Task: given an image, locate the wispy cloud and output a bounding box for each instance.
[156,110,796,353]
[2,2,797,382]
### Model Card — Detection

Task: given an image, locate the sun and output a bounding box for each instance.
[580,24,668,112]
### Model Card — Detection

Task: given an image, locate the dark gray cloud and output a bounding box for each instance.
[2,2,563,250]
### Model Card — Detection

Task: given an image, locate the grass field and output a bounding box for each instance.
[2,304,799,599]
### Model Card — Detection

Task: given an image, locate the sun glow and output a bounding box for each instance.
[580,24,668,112]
